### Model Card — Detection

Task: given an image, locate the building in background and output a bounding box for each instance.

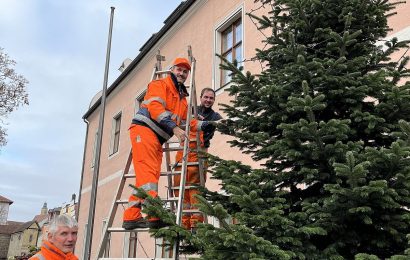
[32,203,49,248]
[0,221,22,260]
[60,194,78,219]
[0,194,78,259]
[6,221,40,259]
[0,196,13,226]
[76,0,410,258]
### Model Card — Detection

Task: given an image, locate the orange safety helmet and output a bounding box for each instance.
[173,57,191,70]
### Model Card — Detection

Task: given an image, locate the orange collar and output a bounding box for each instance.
[39,241,78,260]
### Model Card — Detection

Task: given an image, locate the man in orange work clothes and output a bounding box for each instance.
[173,88,222,230]
[30,215,78,260]
[123,57,213,230]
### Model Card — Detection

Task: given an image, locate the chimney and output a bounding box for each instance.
[118,58,132,72]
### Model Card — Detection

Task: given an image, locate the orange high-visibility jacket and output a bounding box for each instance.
[29,241,78,260]
[132,73,205,142]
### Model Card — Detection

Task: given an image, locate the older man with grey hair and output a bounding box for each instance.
[30,215,78,260]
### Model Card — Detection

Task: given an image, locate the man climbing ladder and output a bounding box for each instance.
[173,87,222,230]
[123,57,212,230]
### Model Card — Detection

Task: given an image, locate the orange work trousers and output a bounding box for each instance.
[123,124,162,221]
[173,148,206,229]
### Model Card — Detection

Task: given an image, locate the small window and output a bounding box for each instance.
[18,234,21,240]
[134,90,146,116]
[110,113,122,156]
[91,131,98,167]
[29,234,33,242]
[220,18,242,86]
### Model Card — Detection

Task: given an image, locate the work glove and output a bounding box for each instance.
[202,121,219,132]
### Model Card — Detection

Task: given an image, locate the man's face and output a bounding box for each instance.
[48,226,78,253]
[171,65,189,84]
[200,90,215,108]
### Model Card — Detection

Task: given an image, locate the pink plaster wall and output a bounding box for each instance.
[76,0,410,258]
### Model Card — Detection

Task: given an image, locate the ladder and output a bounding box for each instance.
[96,46,206,260]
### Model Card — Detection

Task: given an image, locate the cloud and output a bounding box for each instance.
[0,0,183,222]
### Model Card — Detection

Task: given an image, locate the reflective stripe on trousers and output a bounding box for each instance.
[124,124,162,221]
[129,124,162,197]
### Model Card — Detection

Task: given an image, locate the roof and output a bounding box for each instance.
[12,220,39,233]
[0,195,13,204]
[83,0,196,119]
[32,214,48,223]
[0,221,23,235]
[49,207,61,213]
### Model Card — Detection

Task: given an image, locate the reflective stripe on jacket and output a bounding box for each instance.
[132,73,204,141]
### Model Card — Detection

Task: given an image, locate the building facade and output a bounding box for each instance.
[7,221,40,259]
[76,0,410,258]
[0,196,13,226]
[0,221,22,260]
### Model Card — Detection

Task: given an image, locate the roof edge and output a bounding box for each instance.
[83,0,196,119]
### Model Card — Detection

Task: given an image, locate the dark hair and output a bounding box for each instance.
[200,87,215,97]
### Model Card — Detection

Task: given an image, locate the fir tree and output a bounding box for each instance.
[141,0,410,259]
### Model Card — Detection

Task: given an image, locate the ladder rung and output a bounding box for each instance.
[163,147,183,152]
[162,197,179,202]
[170,185,198,190]
[98,257,174,260]
[182,209,202,213]
[166,140,180,144]
[124,173,135,178]
[160,171,181,176]
[171,162,200,167]
[116,198,178,204]
[107,227,149,232]
[155,70,171,75]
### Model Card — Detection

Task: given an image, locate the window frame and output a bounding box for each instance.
[134,89,146,116]
[109,111,122,157]
[220,18,243,87]
[213,6,244,91]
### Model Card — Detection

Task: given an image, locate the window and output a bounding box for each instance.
[29,234,33,242]
[110,113,122,156]
[91,131,98,168]
[134,90,146,116]
[220,17,242,86]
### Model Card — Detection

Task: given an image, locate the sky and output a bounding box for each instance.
[0,0,183,222]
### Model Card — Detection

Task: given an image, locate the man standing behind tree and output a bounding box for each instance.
[174,87,222,230]
[30,215,78,260]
